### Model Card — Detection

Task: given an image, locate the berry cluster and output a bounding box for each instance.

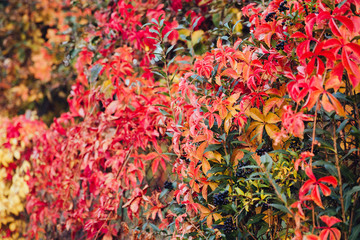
[213,191,229,206]
[265,12,277,22]
[164,180,174,190]
[223,217,237,233]
[236,162,254,178]
[278,0,289,12]
[276,41,286,51]
[256,146,273,156]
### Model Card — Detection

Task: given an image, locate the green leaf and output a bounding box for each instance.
[89,64,103,83]
[261,153,273,171]
[208,175,232,181]
[337,0,348,8]
[159,18,165,27]
[192,17,202,29]
[163,29,174,40]
[336,119,349,134]
[152,70,167,78]
[313,160,337,177]
[232,19,242,32]
[159,108,170,116]
[247,214,265,225]
[166,44,175,55]
[151,18,159,26]
[257,225,268,238]
[350,223,360,240]
[149,28,160,35]
[146,36,160,42]
[315,137,335,152]
[204,144,222,153]
[160,189,169,199]
[269,204,292,214]
[341,148,358,161]
[207,167,227,174]
[345,186,360,198]
[149,223,160,232]
[341,165,357,183]
[142,22,154,28]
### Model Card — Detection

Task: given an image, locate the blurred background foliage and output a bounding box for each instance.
[0,0,93,123]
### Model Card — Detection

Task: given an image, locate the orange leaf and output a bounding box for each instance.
[321,94,335,113]
[202,158,211,175]
[196,142,208,161]
[221,68,238,79]
[328,93,345,117]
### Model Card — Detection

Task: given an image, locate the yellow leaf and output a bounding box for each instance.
[213,213,222,221]
[101,80,114,98]
[178,29,190,41]
[205,151,222,163]
[224,113,232,134]
[265,124,280,140]
[265,112,281,124]
[226,92,240,105]
[209,182,218,191]
[249,108,265,122]
[191,30,204,46]
[253,125,264,143]
[246,120,259,131]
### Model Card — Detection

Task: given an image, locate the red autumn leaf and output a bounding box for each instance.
[299,167,337,208]
[319,215,341,240]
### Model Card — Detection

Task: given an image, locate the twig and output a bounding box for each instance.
[310,100,319,166]
[349,192,358,235]
[239,221,257,240]
[333,125,347,239]
[115,146,134,180]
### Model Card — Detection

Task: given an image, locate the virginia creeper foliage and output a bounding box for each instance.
[1,0,360,239]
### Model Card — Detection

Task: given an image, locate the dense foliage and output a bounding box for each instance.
[1,0,360,239]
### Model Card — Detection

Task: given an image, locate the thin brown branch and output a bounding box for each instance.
[333,125,347,239]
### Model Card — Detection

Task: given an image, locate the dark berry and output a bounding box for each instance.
[236,162,254,178]
[256,146,273,156]
[265,12,276,22]
[278,1,289,12]
[276,41,285,51]
[213,191,229,206]
[223,217,237,233]
[164,180,174,190]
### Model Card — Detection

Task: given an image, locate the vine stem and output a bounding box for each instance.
[310,100,319,167]
[312,204,315,233]
[239,221,257,240]
[333,125,347,239]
